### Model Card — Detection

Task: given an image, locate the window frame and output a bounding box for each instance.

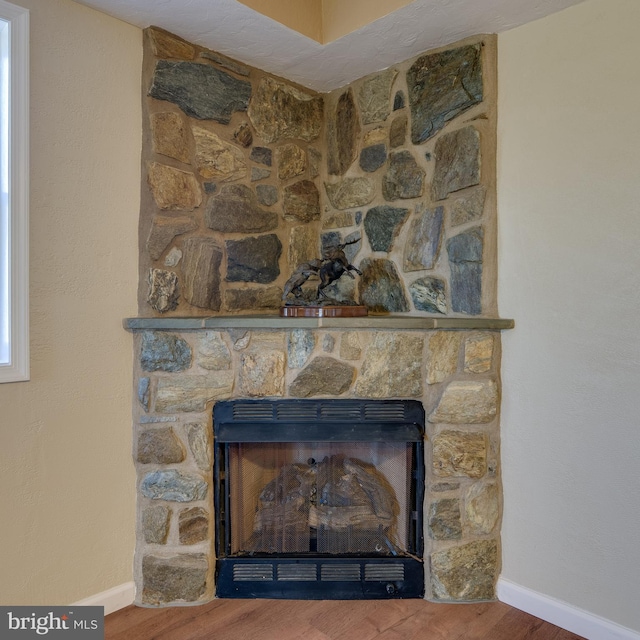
[0,0,29,383]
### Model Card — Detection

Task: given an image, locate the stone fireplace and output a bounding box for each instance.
[125,27,513,606]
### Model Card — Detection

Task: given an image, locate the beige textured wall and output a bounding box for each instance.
[498,0,640,633]
[0,0,141,605]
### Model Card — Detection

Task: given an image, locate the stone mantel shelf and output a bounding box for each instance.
[124,315,514,331]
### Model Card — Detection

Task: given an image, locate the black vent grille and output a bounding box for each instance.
[233,564,273,581]
[232,404,274,420]
[321,564,361,581]
[365,564,405,581]
[277,564,317,582]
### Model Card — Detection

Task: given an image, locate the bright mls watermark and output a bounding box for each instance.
[1,607,104,639]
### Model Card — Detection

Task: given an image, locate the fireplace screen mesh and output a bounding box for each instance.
[228,442,412,556]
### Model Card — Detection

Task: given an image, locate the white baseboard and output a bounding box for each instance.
[497,578,640,640]
[72,581,135,616]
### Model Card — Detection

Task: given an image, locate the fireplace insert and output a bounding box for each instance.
[213,399,425,599]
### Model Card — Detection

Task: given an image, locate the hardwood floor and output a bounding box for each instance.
[105,598,585,640]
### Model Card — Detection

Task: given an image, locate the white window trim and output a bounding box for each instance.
[0,0,29,383]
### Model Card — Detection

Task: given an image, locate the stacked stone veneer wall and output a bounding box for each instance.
[140,28,497,317]
[134,27,503,606]
[134,327,501,605]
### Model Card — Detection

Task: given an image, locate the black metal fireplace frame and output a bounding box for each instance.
[213,398,425,599]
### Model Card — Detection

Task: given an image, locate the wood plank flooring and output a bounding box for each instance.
[105,598,585,640]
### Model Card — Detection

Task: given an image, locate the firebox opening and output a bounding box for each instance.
[213,399,425,599]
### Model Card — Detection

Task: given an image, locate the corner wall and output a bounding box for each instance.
[498,0,640,633]
[0,0,141,605]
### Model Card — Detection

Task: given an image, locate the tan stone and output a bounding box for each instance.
[142,505,171,545]
[148,27,195,60]
[155,373,233,412]
[323,212,354,229]
[197,332,231,370]
[192,126,247,181]
[339,331,362,360]
[146,214,197,261]
[186,423,211,471]
[364,127,387,146]
[276,143,307,179]
[432,430,487,478]
[179,507,209,545]
[289,356,355,398]
[224,287,282,312]
[151,112,191,164]
[240,350,285,397]
[137,427,185,464]
[426,332,462,384]
[430,540,498,601]
[355,333,424,398]
[308,147,322,178]
[464,334,494,373]
[325,178,375,210]
[142,554,208,605]
[148,162,201,211]
[465,482,500,535]
[429,380,498,424]
[289,225,319,269]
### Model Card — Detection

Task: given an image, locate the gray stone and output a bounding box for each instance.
[206,184,278,233]
[182,237,223,310]
[343,232,362,264]
[224,287,282,311]
[325,178,375,210]
[357,68,398,124]
[407,44,483,144]
[226,234,282,283]
[142,505,171,545]
[147,269,180,313]
[389,115,407,148]
[465,483,500,535]
[322,334,335,352]
[321,232,341,253]
[451,186,487,227]
[179,507,209,545]
[410,277,447,314]
[233,122,253,148]
[186,423,211,471]
[432,126,481,201]
[251,167,271,181]
[358,258,409,312]
[447,227,483,315]
[250,146,272,166]
[283,180,320,222]
[432,431,487,478]
[155,373,233,412]
[240,350,286,397]
[148,27,195,60]
[137,427,185,464]
[151,112,190,163]
[403,205,444,271]
[192,125,246,181]
[199,50,251,77]
[140,470,208,502]
[142,554,208,605]
[139,416,178,424]
[164,247,183,268]
[255,184,278,207]
[149,60,251,123]
[138,377,150,412]
[429,380,498,424]
[364,206,409,252]
[248,77,322,143]
[147,215,197,260]
[289,357,355,398]
[383,151,425,201]
[276,143,307,179]
[327,89,360,176]
[355,333,423,398]
[393,90,405,110]
[148,162,201,211]
[430,540,498,601]
[197,332,231,370]
[141,331,192,372]
[288,329,315,369]
[359,144,387,173]
[428,498,462,540]
[432,482,460,492]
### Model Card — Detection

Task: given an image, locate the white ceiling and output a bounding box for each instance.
[73,0,585,92]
